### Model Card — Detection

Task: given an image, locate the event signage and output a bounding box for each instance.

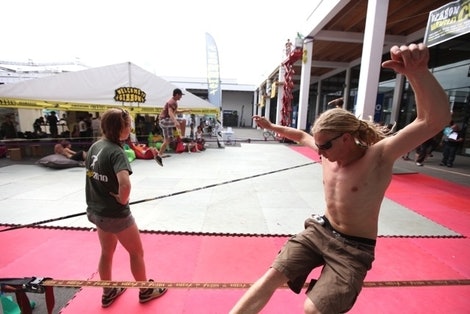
[205,33,221,107]
[114,87,146,103]
[424,0,470,47]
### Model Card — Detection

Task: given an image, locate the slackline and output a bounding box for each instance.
[29,278,470,290]
[0,161,315,232]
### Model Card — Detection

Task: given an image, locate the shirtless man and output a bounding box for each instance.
[230,43,450,313]
[54,140,87,161]
[156,88,189,165]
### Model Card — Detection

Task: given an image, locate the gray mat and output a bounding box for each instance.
[0,144,459,238]
[393,166,418,174]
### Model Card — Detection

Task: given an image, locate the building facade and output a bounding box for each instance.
[256,0,469,156]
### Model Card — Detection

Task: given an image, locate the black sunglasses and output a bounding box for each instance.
[315,133,343,150]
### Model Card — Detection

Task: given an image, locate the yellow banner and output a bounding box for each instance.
[0,97,219,115]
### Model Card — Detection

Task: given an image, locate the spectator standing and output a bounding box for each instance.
[1,115,18,139]
[78,117,88,138]
[285,39,293,56]
[33,117,45,135]
[86,113,93,138]
[415,135,438,166]
[47,111,59,137]
[440,123,463,167]
[91,114,102,140]
[85,108,167,308]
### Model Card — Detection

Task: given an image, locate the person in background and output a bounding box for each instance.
[58,113,69,134]
[85,108,167,308]
[285,39,293,56]
[440,123,463,167]
[65,113,76,137]
[415,134,438,166]
[0,115,17,139]
[59,113,67,124]
[33,116,45,135]
[86,113,93,138]
[54,140,87,162]
[47,111,59,137]
[189,121,195,140]
[135,114,146,136]
[156,88,186,166]
[230,43,450,314]
[195,125,205,150]
[78,116,88,138]
[91,114,102,140]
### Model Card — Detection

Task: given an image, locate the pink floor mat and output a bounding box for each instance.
[1,229,469,313]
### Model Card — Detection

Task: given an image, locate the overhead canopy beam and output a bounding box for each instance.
[314,30,406,45]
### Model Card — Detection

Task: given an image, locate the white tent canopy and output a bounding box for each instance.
[0,62,219,115]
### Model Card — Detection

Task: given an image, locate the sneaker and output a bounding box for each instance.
[154,155,163,167]
[439,162,446,166]
[416,162,423,166]
[139,279,168,303]
[102,287,127,308]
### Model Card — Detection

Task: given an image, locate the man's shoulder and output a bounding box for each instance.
[360,143,393,167]
[167,98,177,105]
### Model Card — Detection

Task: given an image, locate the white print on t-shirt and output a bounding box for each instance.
[86,148,108,182]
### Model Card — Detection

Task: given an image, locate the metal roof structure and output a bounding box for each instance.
[262,0,466,94]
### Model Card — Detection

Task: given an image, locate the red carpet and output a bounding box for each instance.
[386,174,470,235]
[1,146,469,313]
[290,145,322,163]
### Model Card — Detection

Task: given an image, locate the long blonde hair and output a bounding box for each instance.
[311,108,386,146]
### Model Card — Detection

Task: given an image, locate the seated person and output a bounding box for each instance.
[54,140,87,161]
[182,138,200,153]
[195,125,205,149]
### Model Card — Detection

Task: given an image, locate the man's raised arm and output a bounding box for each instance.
[380,43,451,160]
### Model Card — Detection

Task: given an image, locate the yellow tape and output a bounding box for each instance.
[0,97,219,115]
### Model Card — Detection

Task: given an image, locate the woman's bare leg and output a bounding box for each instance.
[116,223,147,281]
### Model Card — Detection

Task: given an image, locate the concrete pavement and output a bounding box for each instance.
[1,127,466,238]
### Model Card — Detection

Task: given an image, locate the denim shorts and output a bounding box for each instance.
[87,212,135,233]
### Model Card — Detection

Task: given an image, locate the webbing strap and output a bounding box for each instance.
[44,286,55,314]
[40,278,470,289]
[2,277,468,313]
[15,290,33,314]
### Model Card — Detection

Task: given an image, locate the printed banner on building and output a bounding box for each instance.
[205,33,222,108]
[424,0,470,47]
